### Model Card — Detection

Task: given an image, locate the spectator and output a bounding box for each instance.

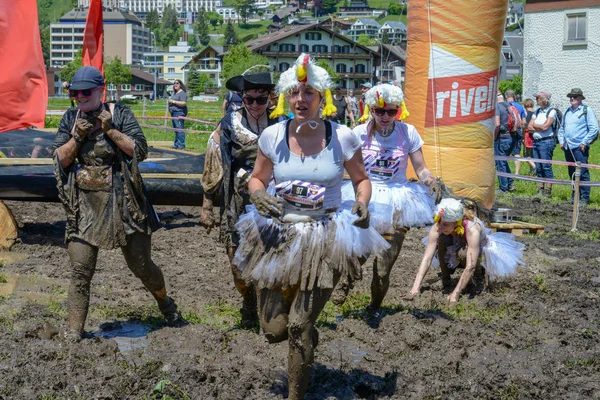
[329,84,355,128]
[347,89,359,123]
[504,90,527,177]
[557,88,599,206]
[521,98,537,176]
[528,90,556,198]
[494,91,516,193]
[168,79,187,149]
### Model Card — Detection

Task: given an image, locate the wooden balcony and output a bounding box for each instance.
[260,51,372,60]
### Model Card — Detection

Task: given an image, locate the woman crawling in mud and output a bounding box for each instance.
[333,83,442,321]
[410,198,525,303]
[199,71,285,326]
[232,54,389,399]
[52,66,187,341]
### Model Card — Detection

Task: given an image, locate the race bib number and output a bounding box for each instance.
[275,180,325,210]
[363,153,400,179]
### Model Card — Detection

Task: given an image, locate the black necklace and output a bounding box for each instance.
[243,109,267,135]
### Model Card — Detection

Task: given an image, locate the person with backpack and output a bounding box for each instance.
[504,90,527,177]
[557,88,599,206]
[494,91,517,193]
[222,89,243,116]
[528,90,557,198]
[521,98,538,176]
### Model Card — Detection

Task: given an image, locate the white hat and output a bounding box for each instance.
[435,198,464,223]
[365,84,404,108]
[270,53,337,118]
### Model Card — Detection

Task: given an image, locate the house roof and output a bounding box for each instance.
[381,44,406,62]
[183,45,226,69]
[274,7,299,19]
[59,8,142,25]
[244,24,380,56]
[503,34,523,63]
[354,18,381,27]
[131,68,171,85]
[381,21,407,31]
[525,0,600,12]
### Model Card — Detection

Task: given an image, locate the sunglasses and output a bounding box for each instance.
[243,96,269,105]
[69,88,94,97]
[372,108,399,117]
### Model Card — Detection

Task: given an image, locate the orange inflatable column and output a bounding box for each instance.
[404,0,508,209]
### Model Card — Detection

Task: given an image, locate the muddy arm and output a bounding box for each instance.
[449,225,481,301]
[410,226,441,295]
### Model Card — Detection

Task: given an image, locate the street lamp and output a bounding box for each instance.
[151,32,157,101]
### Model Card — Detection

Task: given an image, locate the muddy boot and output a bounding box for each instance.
[330,276,353,306]
[543,188,552,198]
[159,297,189,328]
[363,304,383,329]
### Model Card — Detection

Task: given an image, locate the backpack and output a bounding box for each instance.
[501,102,522,135]
[535,107,562,144]
[225,91,242,113]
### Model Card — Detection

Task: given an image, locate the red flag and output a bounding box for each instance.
[0,0,48,132]
[82,0,105,99]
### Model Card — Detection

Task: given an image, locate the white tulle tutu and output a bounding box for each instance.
[424,223,525,281]
[341,180,435,233]
[233,202,391,291]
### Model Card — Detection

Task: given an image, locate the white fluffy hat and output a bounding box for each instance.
[435,198,464,223]
[270,53,337,118]
[365,84,404,108]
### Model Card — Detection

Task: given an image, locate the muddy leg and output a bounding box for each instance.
[437,234,454,289]
[258,287,295,343]
[228,246,257,324]
[370,229,406,310]
[287,277,338,400]
[330,255,368,306]
[67,239,99,334]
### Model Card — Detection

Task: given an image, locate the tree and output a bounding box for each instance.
[380,31,390,45]
[162,5,179,31]
[146,9,160,31]
[158,4,182,47]
[322,0,337,13]
[196,8,211,45]
[59,49,83,83]
[222,44,269,82]
[105,56,132,100]
[187,65,203,96]
[206,11,223,31]
[40,27,50,67]
[498,75,523,97]
[316,59,339,83]
[234,0,257,25]
[388,3,402,15]
[224,21,239,46]
[357,34,376,47]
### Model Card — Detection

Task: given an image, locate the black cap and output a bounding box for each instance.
[70,66,105,90]
[226,72,275,92]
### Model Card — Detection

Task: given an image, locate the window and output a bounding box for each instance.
[312,45,327,53]
[135,84,145,91]
[565,12,587,43]
[168,68,175,73]
[355,64,366,73]
[107,83,117,91]
[305,32,322,40]
[168,56,175,61]
[121,84,131,91]
[279,62,290,71]
[299,44,309,52]
[279,44,295,52]
[336,64,347,73]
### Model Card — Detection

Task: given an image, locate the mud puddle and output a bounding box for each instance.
[94,321,152,352]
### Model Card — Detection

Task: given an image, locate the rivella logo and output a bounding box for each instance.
[425,69,499,128]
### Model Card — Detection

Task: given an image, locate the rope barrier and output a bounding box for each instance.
[496,172,600,187]
[137,115,219,125]
[495,155,600,170]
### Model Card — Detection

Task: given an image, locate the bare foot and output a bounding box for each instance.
[447,293,459,305]
[199,208,214,234]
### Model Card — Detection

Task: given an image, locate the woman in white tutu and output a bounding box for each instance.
[410,198,525,303]
[334,83,442,314]
[233,54,389,399]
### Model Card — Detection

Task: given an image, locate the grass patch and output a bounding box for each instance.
[145,379,191,400]
[535,275,550,295]
[0,274,7,283]
[182,299,242,330]
[446,301,523,324]
[564,357,600,372]
[568,230,600,242]
[496,383,522,400]
[0,312,15,330]
[47,298,67,317]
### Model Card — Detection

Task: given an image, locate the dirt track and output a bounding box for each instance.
[0,198,599,399]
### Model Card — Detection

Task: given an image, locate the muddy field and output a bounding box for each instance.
[0,197,599,399]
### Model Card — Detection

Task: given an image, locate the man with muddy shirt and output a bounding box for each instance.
[52,66,188,341]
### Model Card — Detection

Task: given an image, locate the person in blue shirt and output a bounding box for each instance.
[558,88,599,206]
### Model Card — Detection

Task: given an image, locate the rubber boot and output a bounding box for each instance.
[543,187,552,198]
[155,292,189,328]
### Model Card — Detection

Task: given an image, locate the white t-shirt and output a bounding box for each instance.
[353,121,424,184]
[533,107,557,138]
[258,120,361,213]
